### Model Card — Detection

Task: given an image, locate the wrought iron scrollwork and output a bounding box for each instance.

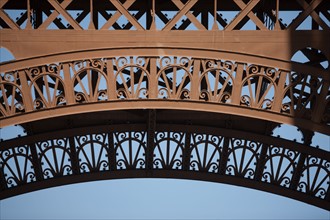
[153,131,184,170]
[0,72,25,117]
[27,64,66,110]
[262,146,300,187]
[240,65,278,110]
[72,59,108,103]
[2,55,328,130]
[283,74,323,121]
[36,138,72,178]
[190,133,223,173]
[75,134,110,173]
[0,124,329,210]
[158,57,192,99]
[298,156,330,199]
[114,131,147,170]
[0,145,35,187]
[226,138,261,178]
[115,57,149,99]
[199,60,234,103]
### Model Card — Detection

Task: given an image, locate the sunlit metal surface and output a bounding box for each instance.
[0,0,329,210]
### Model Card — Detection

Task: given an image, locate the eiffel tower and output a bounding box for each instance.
[0,0,329,210]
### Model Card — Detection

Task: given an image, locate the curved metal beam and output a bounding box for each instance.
[1,100,329,135]
[1,51,329,135]
[1,47,328,79]
[1,121,329,210]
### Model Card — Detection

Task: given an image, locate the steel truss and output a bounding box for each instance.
[0,0,329,31]
[0,0,329,211]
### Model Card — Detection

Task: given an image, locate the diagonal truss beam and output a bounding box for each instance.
[48,0,82,30]
[101,0,135,30]
[0,0,8,8]
[288,0,324,31]
[39,0,73,29]
[296,0,329,30]
[226,0,266,31]
[0,10,19,29]
[108,0,144,30]
[162,0,198,31]
[0,0,19,29]
[171,0,206,30]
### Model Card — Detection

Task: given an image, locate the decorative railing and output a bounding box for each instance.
[1,55,329,132]
[0,123,329,210]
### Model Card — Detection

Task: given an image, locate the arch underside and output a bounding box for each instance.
[0,109,329,210]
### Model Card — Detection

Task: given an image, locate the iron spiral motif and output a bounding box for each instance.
[0,124,329,210]
[153,131,184,170]
[1,55,329,130]
[36,138,72,178]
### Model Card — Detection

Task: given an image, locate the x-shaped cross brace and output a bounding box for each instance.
[39,0,73,29]
[101,0,144,30]
[162,0,206,31]
[288,0,328,30]
[225,0,267,31]
[46,0,82,30]
[0,0,19,29]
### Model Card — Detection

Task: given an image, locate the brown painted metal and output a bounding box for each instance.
[0,0,329,210]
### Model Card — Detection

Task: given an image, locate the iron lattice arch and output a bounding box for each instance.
[0,109,329,210]
[0,0,330,212]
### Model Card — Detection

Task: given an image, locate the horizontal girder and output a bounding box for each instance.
[1,30,329,61]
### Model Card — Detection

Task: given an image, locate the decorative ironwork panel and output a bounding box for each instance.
[70,59,108,103]
[153,131,184,170]
[0,145,36,187]
[36,138,72,178]
[114,57,150,99]
[225,138,262,179]
[240,65,279,110]
[0,71,25,117]
[1,55,328,129]
[25,64,66,110]
[282,73,321,118]
[199,60,235,103]
[75,133,110,173]
[0,124,329,210]
[262,146,300,188]
[157,57,192,99]
[189,133,224,173]
[298,156,330,199]
[114,131,147,170]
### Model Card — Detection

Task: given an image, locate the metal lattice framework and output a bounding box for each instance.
[0,0,329,211]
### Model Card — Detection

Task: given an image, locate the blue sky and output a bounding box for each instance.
[1,178,330,219]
